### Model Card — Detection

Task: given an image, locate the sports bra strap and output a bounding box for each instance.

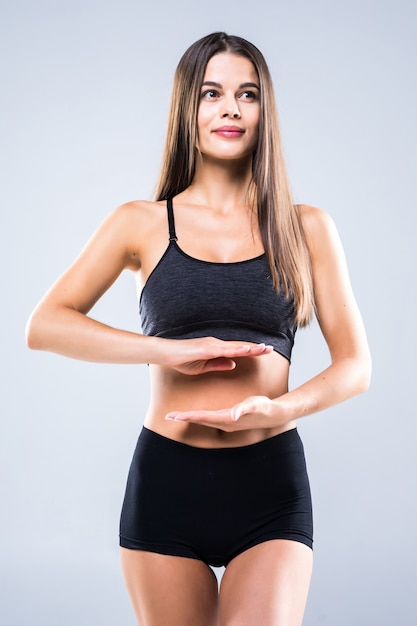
[167,197,178,242]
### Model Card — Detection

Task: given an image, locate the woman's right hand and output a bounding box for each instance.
[160,337,273,375]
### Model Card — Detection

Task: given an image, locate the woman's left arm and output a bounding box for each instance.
[166,206,371,429]
[266,204,372,423]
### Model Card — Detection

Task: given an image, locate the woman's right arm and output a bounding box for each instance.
[26,202,151,362]
[26,202,270,371]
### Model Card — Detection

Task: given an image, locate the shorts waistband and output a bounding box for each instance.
[139,425,301,460]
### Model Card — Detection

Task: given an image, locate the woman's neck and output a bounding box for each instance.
[188,155,254,211]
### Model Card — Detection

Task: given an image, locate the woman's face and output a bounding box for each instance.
[197,52,260,162]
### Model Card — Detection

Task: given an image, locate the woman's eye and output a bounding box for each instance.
[239,91,257,101]
[201,90,219,100]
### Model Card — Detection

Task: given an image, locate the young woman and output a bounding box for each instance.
[26,32,371,626]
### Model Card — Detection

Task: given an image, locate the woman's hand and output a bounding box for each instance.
[165,394,280,432]
[161,338,273,376]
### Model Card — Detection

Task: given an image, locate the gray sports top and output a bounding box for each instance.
[139,198,297,362]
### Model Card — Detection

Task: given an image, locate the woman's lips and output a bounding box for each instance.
[213,126,245,138]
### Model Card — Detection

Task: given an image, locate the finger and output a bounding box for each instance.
[220,344,252,356]
[224,343,273,357]
[201,357,237,372]
[165,409,232,422]
[247,343,274,355]
[230,398,256,421]
[231,407,241,421]
[219,343,272,357]
[231,403,247,421]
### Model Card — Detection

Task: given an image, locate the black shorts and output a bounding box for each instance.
[119,427,313,568]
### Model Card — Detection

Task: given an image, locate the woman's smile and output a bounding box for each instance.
[212,125,245,138]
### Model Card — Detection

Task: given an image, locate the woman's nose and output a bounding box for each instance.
[220,98,241,119]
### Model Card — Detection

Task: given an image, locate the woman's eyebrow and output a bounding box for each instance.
[239,82,260,90]
[201,81,260,90]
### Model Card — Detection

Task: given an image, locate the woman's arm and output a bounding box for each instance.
[166,205,371,426]
[26,202,145,362]
[26,202,272,372]
[266,205,371,421]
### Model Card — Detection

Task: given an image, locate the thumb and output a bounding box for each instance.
[231,404,245,421]
[202,357,237,373]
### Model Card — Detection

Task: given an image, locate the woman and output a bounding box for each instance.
[26,32,371,626]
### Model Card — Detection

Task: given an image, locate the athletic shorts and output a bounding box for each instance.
[120,426,313,567]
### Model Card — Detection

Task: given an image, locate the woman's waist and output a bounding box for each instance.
[148,364,288,412]
[149,350,289,401]
[143,414,296,449]
[145,361,291,448]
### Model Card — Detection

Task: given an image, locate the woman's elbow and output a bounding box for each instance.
[355,351,372,394]
[25,309,47,350]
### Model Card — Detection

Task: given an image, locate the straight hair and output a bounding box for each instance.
[155,32,314,326]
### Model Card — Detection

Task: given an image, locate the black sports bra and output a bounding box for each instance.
[139,198,297,362]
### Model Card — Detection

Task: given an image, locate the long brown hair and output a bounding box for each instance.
[155,32,314,326]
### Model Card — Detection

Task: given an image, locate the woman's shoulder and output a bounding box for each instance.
[107,199,168,241]
[112,199,166,223]
[296,204,338,249]
[108,200,169,269]
[296,203,333,227]
[90,200,168,271]
[295,204,344,266]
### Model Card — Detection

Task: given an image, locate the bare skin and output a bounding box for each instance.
[26,52,371,625]
[120,540,313,626]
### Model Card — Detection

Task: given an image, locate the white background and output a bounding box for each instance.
[1,0,416,624]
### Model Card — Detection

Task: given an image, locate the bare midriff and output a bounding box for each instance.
[144,349,295,448]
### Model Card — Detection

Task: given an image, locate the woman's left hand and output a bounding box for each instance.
[165,395,279,432]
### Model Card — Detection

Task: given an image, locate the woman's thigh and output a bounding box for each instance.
[120,548,219,626]
[219,539,313,626]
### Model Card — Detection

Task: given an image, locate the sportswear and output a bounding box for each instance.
[140,197,297,361]
[120,426,313,566]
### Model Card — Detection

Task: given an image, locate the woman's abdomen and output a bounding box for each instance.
[144,351,293,448]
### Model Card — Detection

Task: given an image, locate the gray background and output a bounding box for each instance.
[1,0,416,624]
